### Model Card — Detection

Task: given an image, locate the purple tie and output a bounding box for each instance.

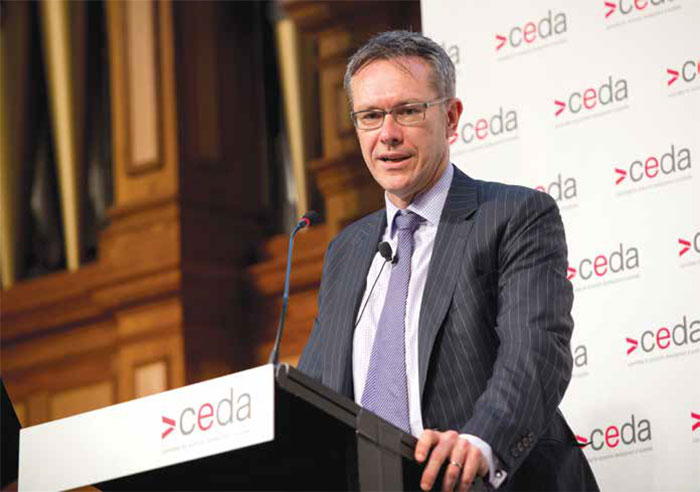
[361,210,421,433]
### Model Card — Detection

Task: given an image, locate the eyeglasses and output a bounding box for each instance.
[350,97,450,130]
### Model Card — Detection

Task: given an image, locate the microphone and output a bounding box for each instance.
[378,241,394,263]
[299,210,321,228]
[268,210,321,366]
[354,241,394,328]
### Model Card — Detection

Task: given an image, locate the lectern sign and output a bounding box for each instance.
[18,364,274,491]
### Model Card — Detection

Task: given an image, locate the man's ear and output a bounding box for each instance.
[445,98,464,137]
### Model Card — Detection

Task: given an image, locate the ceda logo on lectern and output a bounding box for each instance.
[161,388,252,440]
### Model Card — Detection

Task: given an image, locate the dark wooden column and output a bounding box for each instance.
[173,1,271,382]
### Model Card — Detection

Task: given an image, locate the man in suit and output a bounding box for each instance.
[298,31,597,491]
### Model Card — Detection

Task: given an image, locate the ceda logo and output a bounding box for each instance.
[161,388,252,440]
[576,414,652,452]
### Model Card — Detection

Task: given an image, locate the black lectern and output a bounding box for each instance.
[97,364,427,491]
[1,379,22,489]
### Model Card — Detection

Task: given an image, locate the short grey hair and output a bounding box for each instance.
[343,30,456,109]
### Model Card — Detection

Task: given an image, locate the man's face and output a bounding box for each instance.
[350,57,463,208]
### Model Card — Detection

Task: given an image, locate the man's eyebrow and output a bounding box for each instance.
[394,99,423,106]
[355,99,423,111]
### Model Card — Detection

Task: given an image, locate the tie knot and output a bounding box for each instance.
[394,211,422,233]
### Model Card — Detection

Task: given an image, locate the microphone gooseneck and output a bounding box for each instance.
[268,211,320,366]
[354,241,394,328]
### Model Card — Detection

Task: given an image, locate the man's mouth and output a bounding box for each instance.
[378,154,411,163]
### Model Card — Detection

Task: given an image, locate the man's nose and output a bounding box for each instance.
[379,113,403,146]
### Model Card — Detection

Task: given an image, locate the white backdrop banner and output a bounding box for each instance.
[421,1,699,490]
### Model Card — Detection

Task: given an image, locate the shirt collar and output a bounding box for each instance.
[385,163,454,236]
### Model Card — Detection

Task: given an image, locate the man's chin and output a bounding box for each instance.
[378,179,410,195]
[381,183,417,206]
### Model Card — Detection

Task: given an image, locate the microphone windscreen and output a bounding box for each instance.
[378,241,393,261]
[302,210,322,226]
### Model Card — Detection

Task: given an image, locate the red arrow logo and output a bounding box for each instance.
[554,100,566,116]
[692,412,700,432]
[679,238,691,256]
[567,266,576,280]
[667,68,679,86]
[162,416,175,439]
[604,1,617,18]
[495,34,507,51]
[626,337,638,355]
[575,435,589,445]
[614,168,627,185]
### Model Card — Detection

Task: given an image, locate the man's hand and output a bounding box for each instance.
[415,429,488,492]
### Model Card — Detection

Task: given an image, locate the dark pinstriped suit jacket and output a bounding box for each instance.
[298,167,597,490]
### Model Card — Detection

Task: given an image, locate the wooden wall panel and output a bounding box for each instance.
[134,361,168,398]
[2,290,184,426]
[318,29,358,159]
[4,350,114,426]
[1,1,185,427]
[117,334,184,402]
[1,0,421,432]
[107,0,178,207]
[14,402,27,428]
[1,320,117,374]
[114,298,182,340]
[49,381,113,421]
[125,0,161,171]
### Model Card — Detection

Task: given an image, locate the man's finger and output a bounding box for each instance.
[441,438,469,492]
[458,445,485,492]
[420,431,458,491]
[415,429,439,462]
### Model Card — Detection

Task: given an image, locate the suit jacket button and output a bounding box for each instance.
[516,442,524,452]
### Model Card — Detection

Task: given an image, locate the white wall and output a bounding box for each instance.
[421,1,700,489]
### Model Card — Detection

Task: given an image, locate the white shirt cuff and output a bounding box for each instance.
[460,434,508,489]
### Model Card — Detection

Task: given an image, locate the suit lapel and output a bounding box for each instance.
[418,168,479,398]
[324,210,386,397]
